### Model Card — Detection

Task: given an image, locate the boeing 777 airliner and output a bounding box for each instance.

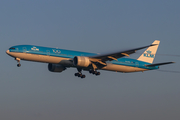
[6,40,174,78]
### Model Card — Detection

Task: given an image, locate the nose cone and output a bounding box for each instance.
[6,50,10,54]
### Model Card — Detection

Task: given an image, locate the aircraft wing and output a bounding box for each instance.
[90,44,157,62]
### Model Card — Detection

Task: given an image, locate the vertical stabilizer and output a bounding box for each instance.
[137,40,160,63]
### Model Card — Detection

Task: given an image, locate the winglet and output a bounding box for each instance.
[137,40,160,63]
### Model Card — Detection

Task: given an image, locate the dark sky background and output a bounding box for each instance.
[0,0,180,120]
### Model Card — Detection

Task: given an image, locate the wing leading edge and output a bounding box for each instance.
[90,44,158,62]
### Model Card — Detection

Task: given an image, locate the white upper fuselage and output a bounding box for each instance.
[6,45,158,73]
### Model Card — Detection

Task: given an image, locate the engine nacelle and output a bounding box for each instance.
[48,63,66,72]
[73,56,91,67]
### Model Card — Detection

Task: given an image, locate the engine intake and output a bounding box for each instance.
[48,63,66,72]
[73,56,91,67]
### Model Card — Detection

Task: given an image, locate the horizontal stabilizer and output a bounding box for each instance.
[145,62,175,67]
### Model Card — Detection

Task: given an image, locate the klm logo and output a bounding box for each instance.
[31,47,39,51]
[143,50,155,58]
[52,49,61,54]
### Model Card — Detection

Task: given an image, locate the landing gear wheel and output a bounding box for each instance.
[75,73,79,76]
[91,71,97,74]
[89,70,100,76]
[96,72,100,75]
[75,68,86,78]
[78,74,82,77]
[17,64,21,67]
[81,75,86,78]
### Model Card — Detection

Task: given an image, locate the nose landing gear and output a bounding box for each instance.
[15,58,21,67]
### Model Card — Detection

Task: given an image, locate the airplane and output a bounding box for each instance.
[6,40,174,78]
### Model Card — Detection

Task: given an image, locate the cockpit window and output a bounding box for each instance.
[9,47,15,50]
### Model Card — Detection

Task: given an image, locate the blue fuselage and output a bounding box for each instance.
[6,45,159,73]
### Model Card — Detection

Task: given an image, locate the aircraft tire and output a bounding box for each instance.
[96,72,100,75]
[81,75,86,78]
[75,73,79,76]
[17,64,21,67]
[78,74,82,77]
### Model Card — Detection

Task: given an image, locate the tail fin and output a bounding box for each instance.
[137,40,160,63]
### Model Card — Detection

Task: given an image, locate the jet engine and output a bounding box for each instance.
[73,56,91,67]
[48,63,66,72]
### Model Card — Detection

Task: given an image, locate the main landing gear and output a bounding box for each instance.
[89,70,100,76]
[74,73,86,78]
[15,58,21,67]
[74,68,101,78]
[74,68,86,78]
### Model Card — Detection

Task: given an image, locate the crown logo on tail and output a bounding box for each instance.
[144,50,155,58]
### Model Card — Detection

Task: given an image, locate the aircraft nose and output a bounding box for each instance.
[6,50,10,54]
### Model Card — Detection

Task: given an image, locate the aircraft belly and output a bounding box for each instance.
[102,64,147,72]
[9,52,147,72]
[9,52,73,66]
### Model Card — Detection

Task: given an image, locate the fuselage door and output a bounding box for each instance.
[136,62,139,66]
[23,47,27,53]
[46,50,50,56]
